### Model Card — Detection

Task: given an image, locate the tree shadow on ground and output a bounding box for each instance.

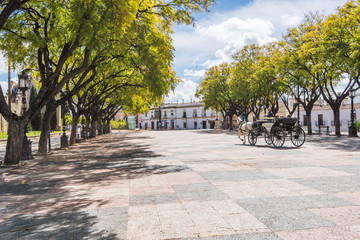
[0,131,186,239]
[0,211,119,240]
[195,129,238,135]
[306,135,360,151]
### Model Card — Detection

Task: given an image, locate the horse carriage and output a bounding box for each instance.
[238,117,306,148]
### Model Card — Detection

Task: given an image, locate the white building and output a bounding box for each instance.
[299,96,360,133]
[138,101,219,130]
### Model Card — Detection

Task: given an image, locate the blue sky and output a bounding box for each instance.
[166,0,348,103]
[0,0,348,100]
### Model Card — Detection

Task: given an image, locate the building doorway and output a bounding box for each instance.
[202,121,207,129]
[318,114,323,126]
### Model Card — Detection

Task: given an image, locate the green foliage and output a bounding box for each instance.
[51,110,57,131]
[64,112,72,126]
[26,123,32,132]
[30,86,41,130]
[355,121,360,131]
[110,120,128,130]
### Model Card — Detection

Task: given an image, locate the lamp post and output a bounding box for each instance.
[18,69,33,160]
[60,91,69,148]
[348,87,358,137]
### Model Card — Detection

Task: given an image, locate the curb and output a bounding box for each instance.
[0,132,63,143]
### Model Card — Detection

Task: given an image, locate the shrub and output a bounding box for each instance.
[111,120,128,129]
[26,124,32,132]
[355,121,360,131]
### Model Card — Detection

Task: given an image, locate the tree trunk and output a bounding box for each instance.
[84,115,90,139]
[333,106,341,136]
[70,113,80,145]
[102,120,108,134]
[97,120,103,135]
[305,108,313,135]
[38,100,56,154]
[4,120,25,165]
[107,120,111,133]
[90,119,96,138]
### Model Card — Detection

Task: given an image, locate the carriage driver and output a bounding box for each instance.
[266,108,274,117]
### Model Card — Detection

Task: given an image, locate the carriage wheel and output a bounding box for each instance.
[248,130,257,146]
[271,127,285,148]
[290,126,306,147]
[264,131,272,145]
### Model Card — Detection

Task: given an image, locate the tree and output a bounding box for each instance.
[29,85,41,130]
[318,1,360,135]
[0,0,215,165]
[280,14,324,134]
[196,63,240,129]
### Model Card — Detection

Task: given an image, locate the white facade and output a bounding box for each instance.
[299,97,360,132]
[138,101,219,130]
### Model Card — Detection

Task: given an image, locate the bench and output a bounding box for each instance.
[315,125,331,135]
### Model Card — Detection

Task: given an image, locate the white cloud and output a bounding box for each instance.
[184,69,206,77]
[0,81,7,94]
[173,0,347,73]
[0,54,9,75]
[197,17,276,47]
[165,78,199,103]
[282,15,303,27]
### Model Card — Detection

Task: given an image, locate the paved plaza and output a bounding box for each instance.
[1,130,360,239]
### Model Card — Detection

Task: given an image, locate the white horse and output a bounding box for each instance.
[237,117,254,144]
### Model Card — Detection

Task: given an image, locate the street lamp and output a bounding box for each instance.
[60,91,69,148]
[348,87,358,137]
[18,69,33,160]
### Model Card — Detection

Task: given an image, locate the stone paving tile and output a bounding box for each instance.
[127,205,163,239]
[336,192,360,205]
[262,167,352,179]
[183,201,236,236]
[327,165,360,176]
[187,163,253,172]
[243,160,310,169]
[349,225,360,236]
[276,226,360,240]
[4,131,360,239]
[86,207,128,239]
[253,210,334,231]
[310,206,360,226]
[0,211,118,240]
[157,203,200,239]
[199,170,278,182]
[214,179,322,199]
[173,183,229,202]
[293,176,360,193]
[237,194,354,214]
[165,172,208,185]
[294,158,360,167]
[129,193,179,206]
[208,200,268,233]
[180,232,283,240]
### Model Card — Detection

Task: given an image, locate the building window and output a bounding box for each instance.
[183,111,187,118]
[318,114,323,126]
[145,112,148,117]
[303,115,307,126]
[171,110,174,116]
[193,109,197,118]
[183,122,187,129]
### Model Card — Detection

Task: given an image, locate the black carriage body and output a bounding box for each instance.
[271,117,297,132]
